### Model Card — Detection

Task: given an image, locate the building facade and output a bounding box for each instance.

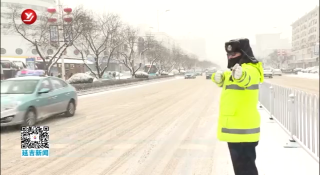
[1,0,56,59]
[0,0,90,65]
[291,6,319,68]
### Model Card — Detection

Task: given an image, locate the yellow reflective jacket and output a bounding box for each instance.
[211,62,264,142]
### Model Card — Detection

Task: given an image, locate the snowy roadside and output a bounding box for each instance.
[284,72,319,79]
[77,76,182,96]
[257,108,319,175]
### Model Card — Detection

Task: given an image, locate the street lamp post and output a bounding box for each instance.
[47,0,73,80]
[157,9,170,32]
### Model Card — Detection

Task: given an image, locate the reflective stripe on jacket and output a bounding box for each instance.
[211,62,264,142]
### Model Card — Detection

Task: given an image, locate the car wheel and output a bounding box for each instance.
[22,108,37,126]
[65,100,76,117]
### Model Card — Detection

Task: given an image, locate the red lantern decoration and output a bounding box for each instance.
[47,7,56,14]
[63,17,73,23]
[64,7,72,14]
[48,17,57,23]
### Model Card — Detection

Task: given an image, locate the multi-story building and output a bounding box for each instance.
[0,0,99,76]
[1,0,57,59]
[291,6,319,68]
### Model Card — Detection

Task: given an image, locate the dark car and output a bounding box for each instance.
[184,72,196,79]
[206,70,216,79]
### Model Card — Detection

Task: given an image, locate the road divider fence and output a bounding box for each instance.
[259,82,319,162]
[72,75,175,95]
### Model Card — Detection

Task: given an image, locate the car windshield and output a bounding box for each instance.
[1,80,39,94]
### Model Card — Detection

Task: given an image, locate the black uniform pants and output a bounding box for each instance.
[227,142,259,175]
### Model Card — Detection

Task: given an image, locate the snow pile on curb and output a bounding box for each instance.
[66,73,97,84]
[286,72,319,79]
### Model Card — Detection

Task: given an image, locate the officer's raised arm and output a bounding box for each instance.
[211,70,225,87]
[231,62,264,88]
[225,39,264,88]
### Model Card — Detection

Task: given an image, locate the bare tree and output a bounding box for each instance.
[117,26,142,77]
[152,47,174,74]
[145,40,167,73]
[266,50,287,68]
[171,46,185,72]
[72,12,123,78]
[5,5,88,75]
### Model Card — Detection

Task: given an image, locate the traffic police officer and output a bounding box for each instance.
[211,38,264,175]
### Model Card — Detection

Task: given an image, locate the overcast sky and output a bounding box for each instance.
[63,0,319,67]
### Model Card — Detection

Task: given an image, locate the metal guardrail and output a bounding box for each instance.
[259,82,319,162]
[77,76,177,96]
[72,75,174,91]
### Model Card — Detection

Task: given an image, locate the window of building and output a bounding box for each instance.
[15,48,23,55]
[32,49,38,55]
[1,48,6,54]
[1,61,12,69]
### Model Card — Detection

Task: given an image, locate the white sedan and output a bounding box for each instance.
[263,69,273,78]
[272,69,282,76]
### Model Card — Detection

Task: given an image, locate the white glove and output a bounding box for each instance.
[214,70,224,83]
[232,63,243,80]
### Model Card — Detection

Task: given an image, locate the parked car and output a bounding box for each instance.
[272,69,282,76]
[1,76,77,126]
[293,68,303,74]
[309,66,319,73]
[263,69,273,78]
[184,71,196,79]
[302,67,315,73]
[206,70,216,79]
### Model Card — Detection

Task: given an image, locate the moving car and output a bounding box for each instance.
[206,70,216,79]
[301,67,314,73]
[309,66,319,73]
[16,69,46,77]
[184,71,196,79]
[272,69,282,76]
[293,68,303,74]
[1,76,77,126]
[194,69,202,76]
[263,69,273,78]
